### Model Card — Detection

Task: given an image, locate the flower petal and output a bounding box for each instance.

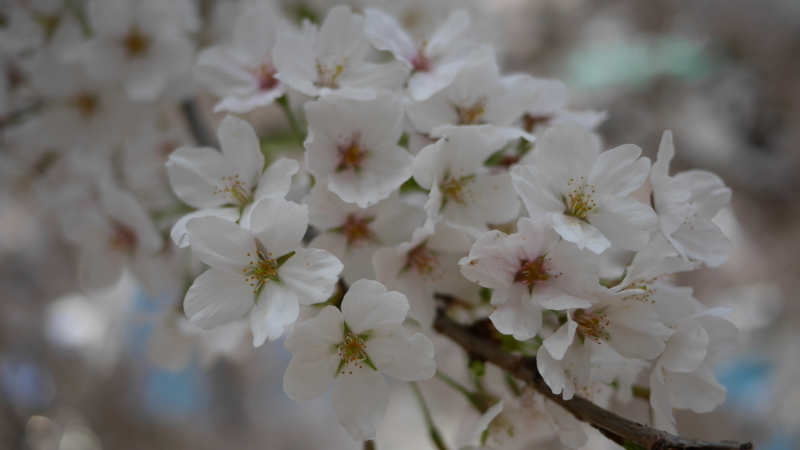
[367,323,435,381]
[285,305,345,353]
[171,207,240,248]
[489,283,542,340]
[217,115,264,188]
[184,268,254,330]
[283,347,340,401]
[331,366,389,441]
[251,281,300,346]
[249,198,308,257]
[278,248,343,305]
[186,216,255,272]
[341,279,409,333]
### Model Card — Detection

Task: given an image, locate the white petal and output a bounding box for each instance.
[283,347,340,401]
[284,305,345,353]
[459,230,518,290]
[542,320,577,361]
[249,198,308,257]
[588,196,658,251]
[666,363,726,413]
[187,216,255,272]
[331,367,389,441]
[669,221,732,268]
[166,146,233,209]
[511,164,565,219]
[251,281,300,346]
[588,144,650,198]
[217,115,264,187]
[366,323,435,381]
[363,8,415,63]
[184,268,254,330]
[489,284,542,340]
[551,214,610,254]
[342,279,409,333]
[171,207,240,248]
[278,248,343,305]
[660,318,708,373]
[603,301,672,360]
[253,157,300,202]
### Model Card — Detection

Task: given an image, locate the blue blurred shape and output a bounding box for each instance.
[144,364,207,419]
[714,356,772,409]
[0,359,53,408]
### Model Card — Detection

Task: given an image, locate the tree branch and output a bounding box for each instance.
[432,309,754,450]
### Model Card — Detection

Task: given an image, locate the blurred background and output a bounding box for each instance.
[2,0,799,449]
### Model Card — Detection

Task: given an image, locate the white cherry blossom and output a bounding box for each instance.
[80,0,194,102]
[405,53,537,140]
[512,122,658,253]
[412,126,520,237]
[183,198,343,346]
[283,279,436,441]
[273,5,407,99]
[651,131,733,267]
[194,2,287,113]
[304,90,412,207]
[303,184,424,283]
[459,217,601,340]
[166,115,299,246]
[374,222,476,326]
[363,7,480,101]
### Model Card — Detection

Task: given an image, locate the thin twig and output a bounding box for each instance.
[432,309,754,450]
[181,99,216,148]
[409,381,450,450]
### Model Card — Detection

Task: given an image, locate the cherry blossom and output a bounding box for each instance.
[512,122,658,253]
[283,279,435,441]
[412,125,520,237]
[195,2,287,113]
[183,198,342,346]
[304,90,412,207]
[363,7,480,101]
[273,5,407,99]
[651,131,733,267]
[303,184,424,283]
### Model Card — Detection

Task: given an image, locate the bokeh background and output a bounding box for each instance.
[2,0,799,449]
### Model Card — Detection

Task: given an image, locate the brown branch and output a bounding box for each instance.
[432,309,754,450]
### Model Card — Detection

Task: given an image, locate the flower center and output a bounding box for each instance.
[565,177,596,219]
[339,214,376,248]
[122,26,150,58]
[337,135,368,172]
[440,174,475,207]
[404,242,441,278]
[338,332,367,364]
[456,98,487,125]
[212,175,252,206]
[411,47,431,72]
[71,92,100,119]
[574,309,610,343]
[522,113,552,132]
[108,222,138,252]
[249,62,279,91]
[244,251,279,294]
[315,58,348,88]
[514,256,549,286]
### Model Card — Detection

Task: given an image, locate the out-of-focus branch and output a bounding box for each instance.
[432,309,755,450]
[181,98,216,148]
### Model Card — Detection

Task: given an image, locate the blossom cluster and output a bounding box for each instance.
[1,0,738,446]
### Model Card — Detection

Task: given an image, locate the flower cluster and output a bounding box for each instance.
[1,0,739,445]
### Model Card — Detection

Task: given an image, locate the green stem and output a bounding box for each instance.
[409,382,449,450]
[276,95,303,141]
[435,370,474,399]
[363,440,375,450]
